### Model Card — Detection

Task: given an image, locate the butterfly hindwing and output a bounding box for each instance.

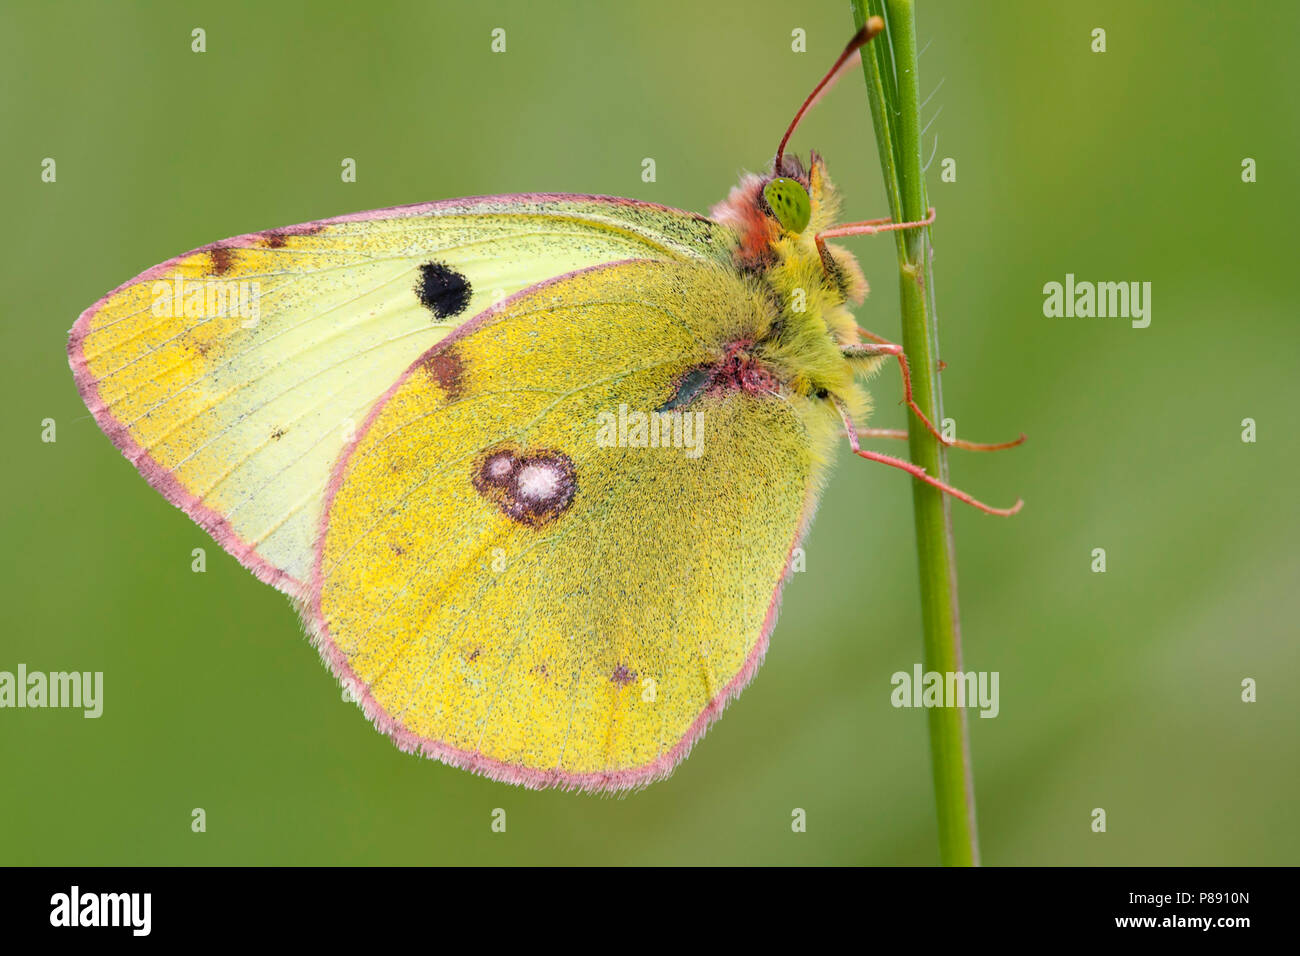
[309,259,829,790]
[68,195,733,594]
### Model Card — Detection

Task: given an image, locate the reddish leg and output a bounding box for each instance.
[818,207,936,241]
[834,399,1023,517]
[856,325,891,345]
[815,207,937,265]
[844,335,1026,452]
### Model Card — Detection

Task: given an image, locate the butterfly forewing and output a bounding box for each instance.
[69,196,733,593]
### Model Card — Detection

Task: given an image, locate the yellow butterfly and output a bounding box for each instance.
[68,21,1020,791]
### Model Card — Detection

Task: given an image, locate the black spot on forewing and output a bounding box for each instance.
[415,261,472,320]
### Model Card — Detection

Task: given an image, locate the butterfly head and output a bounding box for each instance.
[710,20,887,304]
[710,152,865,302]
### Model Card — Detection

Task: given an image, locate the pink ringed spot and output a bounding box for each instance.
[472,446,576,527]
[515,463,560,501]
[482,451,514,485]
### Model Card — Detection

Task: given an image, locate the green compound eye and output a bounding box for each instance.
[763,177,812,234]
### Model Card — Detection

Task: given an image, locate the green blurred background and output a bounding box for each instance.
[2,0,1297,865]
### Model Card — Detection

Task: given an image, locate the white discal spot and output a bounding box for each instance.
[487,455,513,480]
[515,463,560,501]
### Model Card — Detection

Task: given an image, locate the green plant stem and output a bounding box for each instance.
[852,0,980,866]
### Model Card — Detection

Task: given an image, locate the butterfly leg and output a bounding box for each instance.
[843,335,1026,452]
[815,207,937,264]
[832,398,1023,517]
[818,207,936,241]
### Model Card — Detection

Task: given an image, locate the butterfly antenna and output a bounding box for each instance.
[774,16,886,170]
